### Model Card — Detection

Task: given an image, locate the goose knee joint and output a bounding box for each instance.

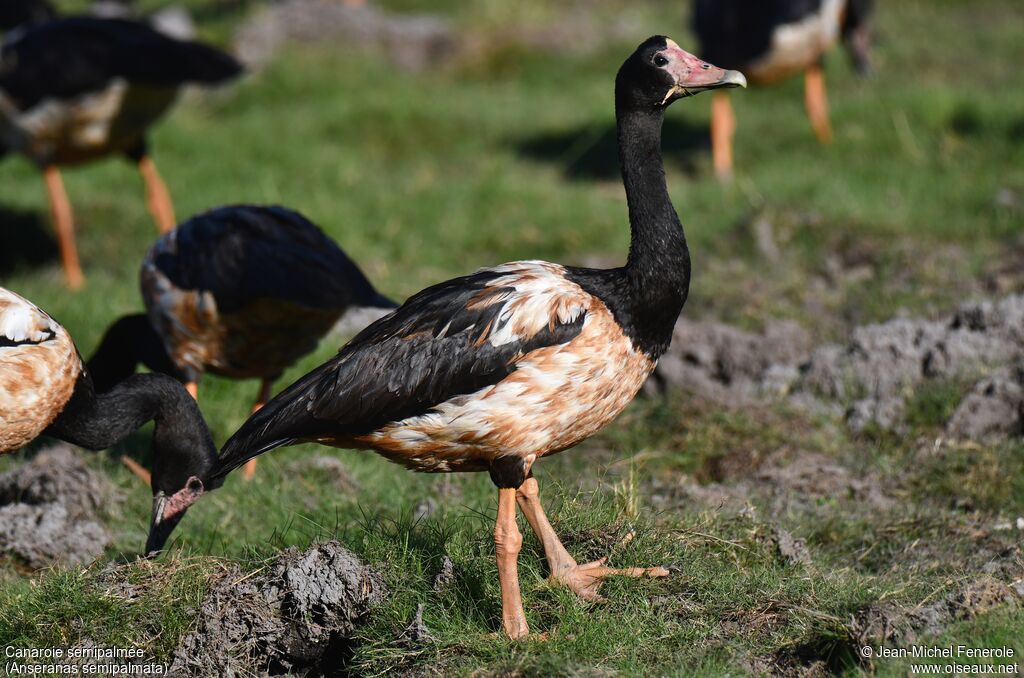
[515,476,539,502]
[494,524,523,556]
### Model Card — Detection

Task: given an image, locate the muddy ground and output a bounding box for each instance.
[234,0,456,71]
[652,293,1024,441]
[0,445,115,568]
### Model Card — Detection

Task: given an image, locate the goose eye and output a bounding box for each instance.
[701,63,711,70]
[653,55,669,67]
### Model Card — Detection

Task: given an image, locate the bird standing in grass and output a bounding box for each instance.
[693,0,873,178]
[147,37,745,639]
[0,286,219,547]
[0,17,242,288]
[87,205,397,480]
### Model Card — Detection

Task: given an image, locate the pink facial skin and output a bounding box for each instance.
[657,39,746,98]
[162,476,204,521]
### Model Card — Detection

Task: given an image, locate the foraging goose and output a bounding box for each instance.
[692,0,873,178]
[147,37,745,638]
[87,205,397,479]
[0,17,242,288]
[0,286,219,549]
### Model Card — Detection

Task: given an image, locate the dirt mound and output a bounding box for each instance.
[0,445,113,518]
[234,0,456,71]
[653,294,1024,438]
[648,318,812,404]
[850,576,1022,649]
[0,445,114,568]
[947,365,1024,440]
[800,295,1024,432]
[170,541,385,676]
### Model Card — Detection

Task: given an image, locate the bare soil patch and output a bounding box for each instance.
[0,445,115,568]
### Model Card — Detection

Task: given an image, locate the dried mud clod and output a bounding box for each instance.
[0,445,114,568]
[849,576,1023,651]
[170,541,385,677]
[651,294,1024,439]
[772,526,812,567]
[766,577,1024,677]
[234,0,456,72]
[0,444,115,519]
[947,365,1024,440]
[800,295,1024,433]
[647,318,812,404]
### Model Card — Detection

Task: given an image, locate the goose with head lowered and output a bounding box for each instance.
[147,37,745,639]
[0,286,220,548]
[87,204,398,480]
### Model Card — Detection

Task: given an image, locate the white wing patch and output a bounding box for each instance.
[471,261,588,348]
[0,288,58,344]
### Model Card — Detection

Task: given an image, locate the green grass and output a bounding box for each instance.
[1,0,1023,675]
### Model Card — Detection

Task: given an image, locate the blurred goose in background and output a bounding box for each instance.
[87,205,398,480]
[0,0,56,32]
[692,0,873,178]
[0,286,219,547]
[148,38,746,637]
[0,17,242,288]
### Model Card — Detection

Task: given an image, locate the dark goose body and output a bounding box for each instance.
[0,17,241,165]
[0,286,219,555]
[693,0,864,83]
[89,205,397,390]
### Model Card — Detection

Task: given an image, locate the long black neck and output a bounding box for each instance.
[615,93,691,356]
[44,372,221,493]
[87,314,185,392]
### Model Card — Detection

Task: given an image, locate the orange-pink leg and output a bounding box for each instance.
[137,155,177,234]
[43,166,84,289]
[242,379,273,481]
[515,476,668,601]
[711,91,736,180]
[495,486,529,639]
[804,64,833,144]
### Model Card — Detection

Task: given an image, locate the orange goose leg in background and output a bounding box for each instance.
[43,166,84,290]
[804,63,833,144]
[711,91,736,180]
[121,457,152,486]
[516,476,668,600]
[241,379,274,481]
[137,155,177,233]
